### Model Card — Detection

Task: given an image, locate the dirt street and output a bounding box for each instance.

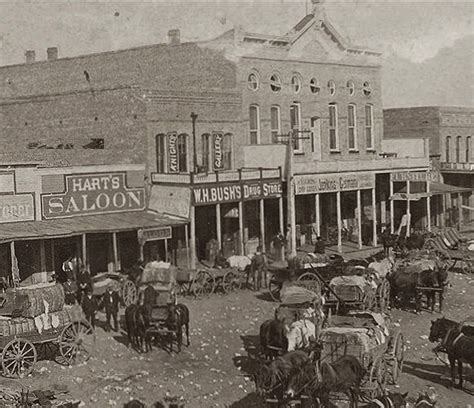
[8,271,474,408]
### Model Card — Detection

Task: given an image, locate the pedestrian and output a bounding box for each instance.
[313,236,325,254]
[251,246,268,291]
[77,267,92,304]
[63,276,78,305]
[102,285,121,332]
[81,289,98,329]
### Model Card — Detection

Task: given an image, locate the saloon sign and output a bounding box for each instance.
[295,172,375,195]
[192,180,282,205]
[42,173,145,219]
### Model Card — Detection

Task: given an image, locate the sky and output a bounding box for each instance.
[0,0,472,106]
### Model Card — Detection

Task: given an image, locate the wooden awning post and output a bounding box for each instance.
[216,203,222,250]
[82,234,87,271]
[336,191,342,253]
[372,188,378,247]
[426,179,431,232]
[10,241,19,286]
[357,189,362,249]
[190,205,197,269]
[238,201,244,255]
[314,193,321,237]
[389,177,395,234]
[406,180,411,237]
[259,199,265,252]
[185,224,190,269]
[278,196,284,260]
[112,232,119,271]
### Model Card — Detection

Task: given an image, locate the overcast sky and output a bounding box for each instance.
[0,0,472,66]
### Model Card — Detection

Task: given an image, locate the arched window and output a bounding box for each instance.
[347,104,357,150]
[270,105,281,143]
[328,103,339,151]
[456,136,462,162]
[363,81,372,97]
[446,136,451,162]
[328,80,336,96]
[291,73,302,93]
[466,137,471,163]
[155,133,166,173]
[177,133,188,172]
[290,103,302,152]
[249,105,260,144]
[270,73,282,93]
[365,104,374,150]
[309,78,320,94]
[201,133,211,170]
[247,71,259,91]
[347,80,355,96]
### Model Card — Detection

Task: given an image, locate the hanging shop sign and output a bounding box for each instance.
[148,185,191,219]
[192,179,283,205]
[0,194,35,223]
[138,226,172,243]
[42,173,145,219]
[213,133,224,171]
[294,172,375,195]
[390,172,436,182]
[168,132,179,174]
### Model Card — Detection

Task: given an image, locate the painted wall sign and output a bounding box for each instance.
[0,172,14,193]
[213,133,224,170]
[138,226,172,242]
[168,132,179,174]
[192,179,282,205]
[42,173,145,219]
[0,194,35,223]
[148,185,191,219]
[390,172,436,182]
[294,172,375,195]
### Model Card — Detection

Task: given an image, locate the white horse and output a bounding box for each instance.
[286,319,316,352]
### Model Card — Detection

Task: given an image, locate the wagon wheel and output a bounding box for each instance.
[1,338,37,378]
[122,280,138,306]
[461,257,473,274]
[268,277,282,302]
[192,270,215,298]
[377,280,391,313]
[295,272,321,296]
[58,321,95,365]
[429,247,455,271]
[222,270,242,293]
[386,331,405,384]
[367,355,387,399]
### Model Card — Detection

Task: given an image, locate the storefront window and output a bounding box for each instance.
[270,105,281,143]
[290,103,302,153]
[177,134,188,172]
[249,105,260,144]
[365,104,374,150]
[329,103,339,151]
[348,104,357,150]
[156,134,166,173]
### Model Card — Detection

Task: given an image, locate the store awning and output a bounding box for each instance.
[391,182,472,200]
[0,211,187,243]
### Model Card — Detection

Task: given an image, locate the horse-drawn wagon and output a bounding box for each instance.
[0,284,94,378]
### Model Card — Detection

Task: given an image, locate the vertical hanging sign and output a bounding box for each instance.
[168,132,179,173]
[213,132,224,170]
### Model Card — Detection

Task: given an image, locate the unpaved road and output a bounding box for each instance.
[6,270,474,407]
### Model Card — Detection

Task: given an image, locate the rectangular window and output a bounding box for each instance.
[290,103,302,152]
[156,134,166,173]
[329,104,338,151]
[466,137,471,163]
[222,133,232,170]
[456,136,461,162]
[249,105,260,145]
[270,106,281,143]
[177,134,187,172]
[446,137,451,162]
[348,104,357,150]
[365,105,374,150]
[202,133,210,171]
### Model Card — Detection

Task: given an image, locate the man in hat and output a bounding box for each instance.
[77,266,92,304]
[81,288,98,329]
[102,284,121,332]
[63,276,78,305]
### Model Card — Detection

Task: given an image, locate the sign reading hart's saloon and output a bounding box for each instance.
[42,173,145,219]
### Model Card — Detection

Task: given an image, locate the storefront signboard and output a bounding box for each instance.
[294,172,375,195]
[138,226,172,242]
[213,133,224,170]
[390,172,436,182]
[0,194,35,223]
[148,185,191,219]
[0,172,14,193]
[42,173,145,219]
[391,192,429,201]
[192,179,283,205]
[168,132,179,174]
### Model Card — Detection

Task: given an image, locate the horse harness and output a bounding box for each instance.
[415,397,436,408]
[371,397,395,408]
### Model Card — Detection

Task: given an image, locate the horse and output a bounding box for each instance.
[285,355,365,408]
[124,304,151,352]
[429,317,474,389]
[164,303,190,353]
[259,319,288,360]
[368,391,409,408]
[414,391,437,407]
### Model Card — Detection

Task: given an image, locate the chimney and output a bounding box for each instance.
[25,50,36,64]
[47,47,58,61]
[167,29,180,45]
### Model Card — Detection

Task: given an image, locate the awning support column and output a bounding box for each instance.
[82,234,87,271]
[190,206,197,269]
[164,239,169,262]
[238,201,244,255]
[40,240,46,273]
[390,178,394,234]
[185,224,190,269]
[112,232,119,271]
[426,179,431,232]
[458,192,463,228]
[357,189,362,249]
[259,199,265,252]
[406,180,411,237]
[216,203,222,250]
[372,188,378,247]
[336,191,342,253]
[441,194,446,228]
[314,193,321,237]
[10,241,19,286]
[278,196,284,260]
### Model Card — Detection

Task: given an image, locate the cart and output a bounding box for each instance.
[0,305,95,378]
[424,234,473,273]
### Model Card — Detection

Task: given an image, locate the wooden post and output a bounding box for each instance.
[315,193,321,237]
[372,188,378,246]
[441,194,446,228]
[406,180,411,237]
[112,232,119,271]
[216,203,222,250]
[238,201,244,255]
[190,205,197,269]
[164,239,169,262]
[10,241,18,285]
[185,224,190,269]
[82,234,87,270]
[40,240,46,272]
[390,177,394,234]
[289,182,297,257]
[426,179,431,232]
[380,193,387,226]
[260,199,265,252]
[357,189,362,249]
[279,196,284,260]
[336,191,342,253]
[458,192,463,228]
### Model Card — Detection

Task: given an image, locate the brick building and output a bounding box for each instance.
[384,106,474,228]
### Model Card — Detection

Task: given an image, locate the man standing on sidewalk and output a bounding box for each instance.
[102,285,120,332]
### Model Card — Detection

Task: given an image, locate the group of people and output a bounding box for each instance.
[61,256,121,332]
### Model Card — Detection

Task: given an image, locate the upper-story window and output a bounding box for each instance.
[249,105,261,144]
[446,136,451,162]
[270,74,282,93]
[456,136,462,162]
[347,80,355,96]
[177,133,188,173]
[309,78,320,94]
[290,103,302,153]
[270,105,281,143]
[328,103,339,151]
[328,80,336,96]
[201,133,233,171]
[363,81,372,97]
[156,133,166,174]
[347,104,357,150]
[291,74,302,93]
[365,105,374,150]
[202,133,210,170]
[466,137,471,162]
[247,72,260,91]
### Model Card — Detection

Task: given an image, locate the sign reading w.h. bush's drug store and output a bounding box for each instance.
[41,173,146,219]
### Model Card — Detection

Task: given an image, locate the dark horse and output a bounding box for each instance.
[368,391,409,408]
[125,304,151,352]
[429,317,474,389]
[285,355,365,408]
[165,303,190,353]
[259,318,288,360]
